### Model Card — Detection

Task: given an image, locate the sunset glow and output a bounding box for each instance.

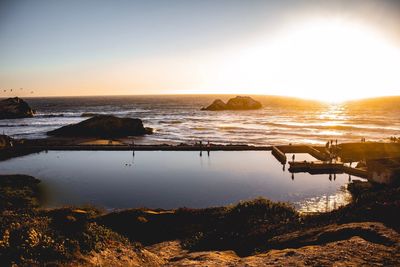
[185,19,400,102]
[1,1,399,102]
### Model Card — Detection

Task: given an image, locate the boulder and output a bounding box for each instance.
[226,96,262,110]
[202,96,262,111]
[201,99,227,111]
[47,115,153,137]
[0,97,34,119]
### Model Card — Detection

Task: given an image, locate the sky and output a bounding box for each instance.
[1,0,400,101]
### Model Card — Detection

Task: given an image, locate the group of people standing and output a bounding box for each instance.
[326,139,340,162]
[198,140,212,157]
[325,139,338,150]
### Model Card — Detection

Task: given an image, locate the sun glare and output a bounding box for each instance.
[208,19,400,102]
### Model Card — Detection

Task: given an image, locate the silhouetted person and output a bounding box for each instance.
[207,150,210,157]
[334,173,336,180]
[348,175,351,182]
[329,174,332,181]
[291,173,294,180]
[292,154,295,162]
[200,150,202,157]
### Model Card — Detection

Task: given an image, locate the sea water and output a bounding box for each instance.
[1,95,399,145]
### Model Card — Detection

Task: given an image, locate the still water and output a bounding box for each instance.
[0,151,364,212]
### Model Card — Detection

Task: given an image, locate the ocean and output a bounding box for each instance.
[1,95,399,145]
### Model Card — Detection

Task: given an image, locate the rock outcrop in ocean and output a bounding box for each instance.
[47,115,153,137]
[0,97,35,119]
[202,96,262,111]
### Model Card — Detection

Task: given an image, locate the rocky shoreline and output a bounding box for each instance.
[1,135,400,265]
[0,174,399,266]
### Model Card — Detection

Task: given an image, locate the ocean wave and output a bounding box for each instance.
[38,114,65,118]
[218,126,242,131]
[0,124,31,127]
[258,121,399,132]
[158,120,183,124]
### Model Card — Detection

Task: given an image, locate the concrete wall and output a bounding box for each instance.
[272,146,287,164]
[277,145,328,161]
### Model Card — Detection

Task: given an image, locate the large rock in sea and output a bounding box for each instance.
[226,96,262,110]
[201,99,228,111]
[201,96,262,111]
[0,97,34,119]
[47,115,153,138]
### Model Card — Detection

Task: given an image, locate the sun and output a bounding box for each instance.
[204,19,400,102]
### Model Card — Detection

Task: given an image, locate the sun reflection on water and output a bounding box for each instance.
[296,186,352,213]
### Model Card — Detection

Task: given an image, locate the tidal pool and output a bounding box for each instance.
[0,151,364,212]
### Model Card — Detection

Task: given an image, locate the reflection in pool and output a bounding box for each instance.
[0,151,364,212]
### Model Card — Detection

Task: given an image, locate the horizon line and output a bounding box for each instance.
[1,93,400,103]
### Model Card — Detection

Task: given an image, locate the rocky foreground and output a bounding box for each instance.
[0,174,399,266]
[146,228,399,266]
[69,228,400,266]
